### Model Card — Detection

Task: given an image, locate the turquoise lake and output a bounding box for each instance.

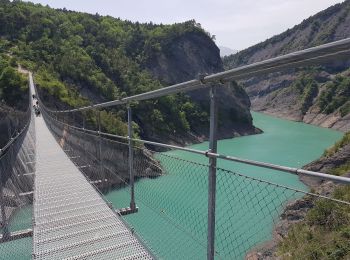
[0,206,32,260]
[106,112,343,259]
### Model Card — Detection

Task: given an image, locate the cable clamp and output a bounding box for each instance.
[197,73,208,84]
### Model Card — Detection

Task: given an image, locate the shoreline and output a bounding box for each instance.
[252,109,349,134]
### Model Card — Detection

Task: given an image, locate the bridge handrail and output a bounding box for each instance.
[44,37,350,113]
[42,108,350,185]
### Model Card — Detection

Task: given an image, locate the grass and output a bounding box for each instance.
[278,186,350,259]
[278,132,350,259]
[324,132,350,157]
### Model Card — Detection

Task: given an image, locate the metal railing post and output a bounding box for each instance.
[207,85,218,260]
[127,104,136,210]
[97,110,103,180]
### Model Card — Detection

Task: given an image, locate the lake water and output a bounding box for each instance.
[0,206,32,260]
[106,112,342,259]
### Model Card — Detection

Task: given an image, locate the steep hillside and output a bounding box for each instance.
[0,0,257,146]
[0,53,28,147]
[223,0,350,132]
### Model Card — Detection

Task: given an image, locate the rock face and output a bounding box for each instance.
[304,144,350,174]
[145,31,259,142]
[246,68,350,133]
[223,0,350,132]
[146,31,223,85]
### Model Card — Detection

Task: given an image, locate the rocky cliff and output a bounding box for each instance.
[223,0,350,132]
[144,30,259,144]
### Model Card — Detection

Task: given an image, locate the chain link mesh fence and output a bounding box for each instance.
[0,106,35,260]
[39,107,350,260]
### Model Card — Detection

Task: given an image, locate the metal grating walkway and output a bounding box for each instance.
[30,74,153,260]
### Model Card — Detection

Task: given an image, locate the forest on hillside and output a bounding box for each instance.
[0,53,28,147]
[0,0,219,141]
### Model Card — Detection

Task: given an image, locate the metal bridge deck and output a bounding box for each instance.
[30,75,153,260]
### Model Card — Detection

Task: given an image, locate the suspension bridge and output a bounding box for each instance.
[1,38,350,260]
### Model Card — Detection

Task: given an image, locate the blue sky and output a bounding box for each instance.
[24,0,345,50]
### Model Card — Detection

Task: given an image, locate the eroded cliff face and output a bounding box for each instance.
[223,0,350,132]
[247,68,350,132]
[144,31,259,144]
[146,31,223,84]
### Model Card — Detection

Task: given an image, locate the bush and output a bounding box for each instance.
[318,74,350,115]
[0,66,28,108]
[324,132,350,157]
[278,186,350,259]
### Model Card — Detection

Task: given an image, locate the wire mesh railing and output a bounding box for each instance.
[0,104,35,259]
[39,105,350,260]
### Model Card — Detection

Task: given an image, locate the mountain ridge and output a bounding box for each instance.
[223,0,350,132]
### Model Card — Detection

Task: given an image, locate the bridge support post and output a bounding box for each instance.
[82,112,86,153]
[127,104,136,211]
[207,85,218,260]
[97,110,104,182]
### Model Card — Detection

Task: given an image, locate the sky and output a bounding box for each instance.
[24,0,345,51]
